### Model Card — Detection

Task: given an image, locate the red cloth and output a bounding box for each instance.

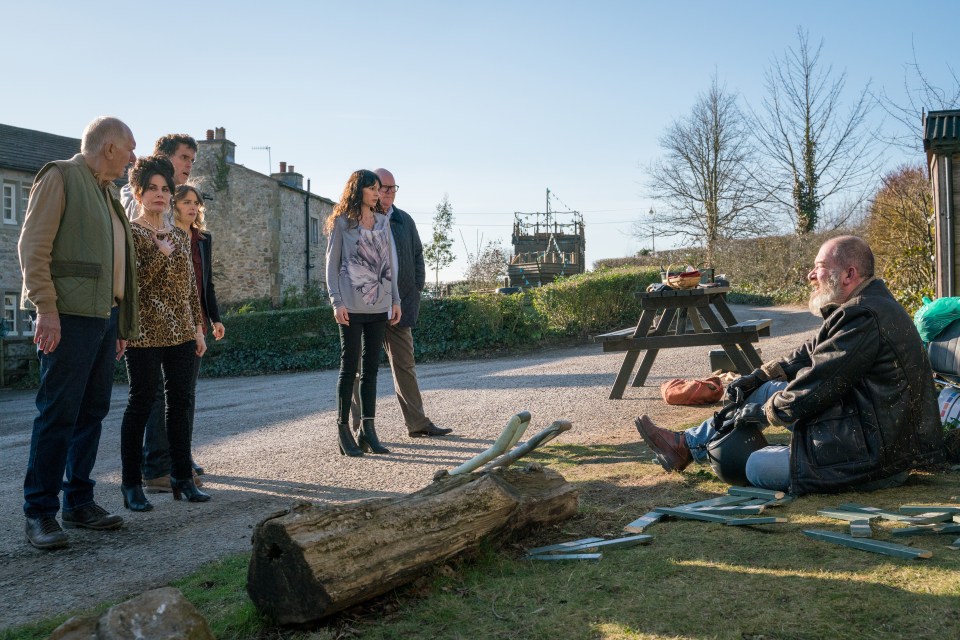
[660,376,724,405]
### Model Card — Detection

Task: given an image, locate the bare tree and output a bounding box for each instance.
[874,41,960,153]
[645,76,771,264]
[755,28,880,234]
[464,240,509,289]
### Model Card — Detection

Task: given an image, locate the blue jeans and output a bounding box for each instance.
[684,381,791,490]
[23,308,119,517]
[684,381,910,491]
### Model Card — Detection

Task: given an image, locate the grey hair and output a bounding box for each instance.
[828,235,875,279]
[81,117,130,156]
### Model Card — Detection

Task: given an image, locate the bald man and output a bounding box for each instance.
[635,236,945,494]
[18,116,140,549]
[351,169,453,437]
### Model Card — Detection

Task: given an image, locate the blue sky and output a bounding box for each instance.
[2,1,956,280]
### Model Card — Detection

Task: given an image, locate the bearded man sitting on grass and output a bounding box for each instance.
[634,235,945,494]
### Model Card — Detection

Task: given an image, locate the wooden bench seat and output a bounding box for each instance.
[724,319,772,335]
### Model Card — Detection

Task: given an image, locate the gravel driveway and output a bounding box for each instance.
[0,304,819,630]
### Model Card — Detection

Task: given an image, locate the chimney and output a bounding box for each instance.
[271,162,303,190]
[197,126,236,165]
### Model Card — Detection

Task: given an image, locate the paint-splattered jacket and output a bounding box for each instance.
[764,279,944,494]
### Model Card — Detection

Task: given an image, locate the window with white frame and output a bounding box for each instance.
[20,183,30,219]
[310,217,320,245]
[2,184,15,224]
[3,293,17,333]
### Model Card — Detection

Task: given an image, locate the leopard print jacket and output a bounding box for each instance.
[128,224,203,348]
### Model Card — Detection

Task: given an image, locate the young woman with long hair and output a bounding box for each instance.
[325,169,401,456]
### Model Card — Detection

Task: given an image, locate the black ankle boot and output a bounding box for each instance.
[337,421,363,457]
[171,477,211,502]
[120,484,153,512]
[358,418,390,454]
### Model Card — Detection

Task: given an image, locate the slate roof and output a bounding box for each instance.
[0,123,81,174]
[923,110,960,154]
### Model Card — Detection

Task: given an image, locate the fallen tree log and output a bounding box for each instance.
[247,466,578,624]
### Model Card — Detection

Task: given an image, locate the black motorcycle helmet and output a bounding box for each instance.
[704,399,769,486]
[705,422,769,486]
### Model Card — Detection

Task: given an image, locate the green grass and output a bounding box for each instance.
[4,440,959,640]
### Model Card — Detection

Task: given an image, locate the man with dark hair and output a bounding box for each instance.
[119,132,200,492]
[18,116,139,549]
[350,168,453,437]
[120,133,197,219]
[635,235,945,494]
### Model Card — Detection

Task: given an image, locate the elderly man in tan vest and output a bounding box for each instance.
[18,116,139,549]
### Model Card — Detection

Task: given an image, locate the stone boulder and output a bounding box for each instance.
[49,587,213,640]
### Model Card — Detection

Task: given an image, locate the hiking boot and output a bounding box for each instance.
[25,516,69,550]
[144,476,173,494]
[634,415,692,472]
[62,503,123,530]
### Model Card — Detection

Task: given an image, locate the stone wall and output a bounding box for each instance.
[191,137,332,306]
[1,168,34,336]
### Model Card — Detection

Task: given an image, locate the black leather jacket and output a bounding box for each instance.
[768,279,944,494]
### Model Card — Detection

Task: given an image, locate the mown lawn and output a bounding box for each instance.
[4,436,959,640]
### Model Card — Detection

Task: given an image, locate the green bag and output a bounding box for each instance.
[913,296,960,343]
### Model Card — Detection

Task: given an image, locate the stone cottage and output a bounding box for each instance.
[0,123,82,338]
[192,127,334,306]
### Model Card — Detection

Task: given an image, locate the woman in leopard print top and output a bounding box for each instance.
[118,156,209,512]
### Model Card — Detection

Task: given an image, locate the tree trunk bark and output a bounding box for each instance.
[246,466,578,625]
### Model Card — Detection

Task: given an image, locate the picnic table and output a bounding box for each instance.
[595,286,770,399]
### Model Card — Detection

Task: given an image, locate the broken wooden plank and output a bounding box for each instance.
[890,523,960,537]
[676,495,753,510]
[902,512,955,525]
[849,520,872,538]
[728,487,786,500]
[817,509,880,522]
[527,553,602,562]
[762,495,796,507]
[653,506,731,523]
[899,505,960,515]
[526,537,604,555]
[693,505,766,515]
[563,534,653,552]
[802,529,932,559]
[837,503,920,522]
[725,517,786,526]
[623,511,664,533]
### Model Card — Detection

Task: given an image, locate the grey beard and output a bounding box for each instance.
[808,271,843,316]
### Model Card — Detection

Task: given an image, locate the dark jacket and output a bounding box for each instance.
[196,231,221,325]
[388,207,425,328]
[768,279,944,494]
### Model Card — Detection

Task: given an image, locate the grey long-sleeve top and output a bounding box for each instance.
[325,213,400,314]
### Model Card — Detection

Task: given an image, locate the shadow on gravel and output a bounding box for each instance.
[214,476,406,500]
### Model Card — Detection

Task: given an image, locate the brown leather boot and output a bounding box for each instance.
[634,415,692,472]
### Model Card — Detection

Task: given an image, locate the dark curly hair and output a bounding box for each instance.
[325,169,381,235]
[153,134,198,157]
[128,156,176,199]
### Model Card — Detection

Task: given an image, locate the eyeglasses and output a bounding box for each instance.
[379,185,399,194]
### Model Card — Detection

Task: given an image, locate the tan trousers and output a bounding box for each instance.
[351,324,430,432]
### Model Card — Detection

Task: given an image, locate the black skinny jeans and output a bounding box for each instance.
[337,312,387,424]
[120,340,196,485]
